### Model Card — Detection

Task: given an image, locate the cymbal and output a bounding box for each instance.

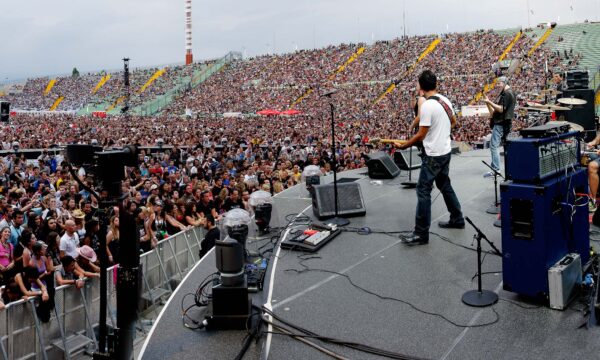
[528,103,571,111]
[540,89,561,94]
[553,121,584,132]
[525,107,552,113]
[557,97,587,105]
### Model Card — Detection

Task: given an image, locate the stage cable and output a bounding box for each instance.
[285,254,500,329]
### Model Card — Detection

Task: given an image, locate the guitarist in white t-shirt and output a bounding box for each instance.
[397,70,464,246]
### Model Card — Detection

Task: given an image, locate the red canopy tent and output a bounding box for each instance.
[256,109,281,116]
[92,111,107,118]
[280,109,301,115]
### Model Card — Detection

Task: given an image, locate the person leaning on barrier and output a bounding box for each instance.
[15,267,49,302]
[55,256,85,289]
[76,245,100,274]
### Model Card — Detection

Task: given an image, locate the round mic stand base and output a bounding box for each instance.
[463,217,502,308]
[486,204,500,214]
[462,289,499,307]
[493,218,501,228]
[401,182,417,188]
[326,217,350,227]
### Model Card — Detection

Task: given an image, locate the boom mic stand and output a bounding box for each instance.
[462,217,502,307]
[322,90,349,226]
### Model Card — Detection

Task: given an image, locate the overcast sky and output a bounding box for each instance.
[1,0,598,81]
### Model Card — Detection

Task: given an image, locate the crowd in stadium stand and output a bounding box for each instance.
[5,62,207,112]
[0,28,582,308]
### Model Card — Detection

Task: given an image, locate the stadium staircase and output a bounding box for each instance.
[528,26,554,57]
[470,31,523,104]
[49,96,64,111]
[373,37,441,104]
[44,79,56,96]
[596,85,599,115]
[289,46,366,108]
[92,74,111,95]
[132,51,241,116]
[137,68,166,94]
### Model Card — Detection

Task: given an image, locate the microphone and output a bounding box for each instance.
[320,89,338,97]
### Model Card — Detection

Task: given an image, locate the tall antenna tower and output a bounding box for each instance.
[185,0,193,65]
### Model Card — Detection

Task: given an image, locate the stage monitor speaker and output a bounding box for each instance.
[366,151,400,179]
[394,148,422,171]
[555,88,595,142]
[312,182,366,219]
[0,102,9,123]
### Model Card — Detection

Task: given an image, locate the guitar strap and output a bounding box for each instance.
[426,95,453,124]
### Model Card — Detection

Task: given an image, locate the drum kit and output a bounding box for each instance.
[520,88,589,130]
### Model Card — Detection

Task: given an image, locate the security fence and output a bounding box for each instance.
[0,226,205,360]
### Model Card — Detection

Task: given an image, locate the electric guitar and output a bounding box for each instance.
[368,138,408,148]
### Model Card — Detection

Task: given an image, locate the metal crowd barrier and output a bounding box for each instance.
[0,226,205,360]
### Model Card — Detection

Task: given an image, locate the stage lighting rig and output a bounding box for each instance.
[204,209,253,330]
[249,190,274,234]
[302,165,322,195]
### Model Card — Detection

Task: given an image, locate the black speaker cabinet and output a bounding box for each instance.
[566,70,589,89]
[312,182,366,219]
[555,88,595,142]
[0,102,9,122]
[394,148,422,171]
[366,151,400,179]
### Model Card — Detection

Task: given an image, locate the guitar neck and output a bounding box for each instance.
[372,139,407,148]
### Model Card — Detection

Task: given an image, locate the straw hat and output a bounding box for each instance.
[72,209,85,219]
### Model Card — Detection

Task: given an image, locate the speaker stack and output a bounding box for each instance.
[556,88,595,142]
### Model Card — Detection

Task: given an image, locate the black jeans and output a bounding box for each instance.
[415,153,463,238]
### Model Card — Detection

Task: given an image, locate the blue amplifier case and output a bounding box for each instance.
[504,131,580,184]
[500,168,589,298]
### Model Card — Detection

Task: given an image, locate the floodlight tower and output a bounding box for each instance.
[185,0,193,65]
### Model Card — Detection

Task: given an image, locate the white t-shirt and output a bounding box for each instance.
[419,94,454,156]
[60,232,80,258]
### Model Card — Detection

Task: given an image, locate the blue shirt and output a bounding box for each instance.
[9,223,25,247]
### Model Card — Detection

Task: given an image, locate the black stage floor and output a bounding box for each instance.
[139,149,600,360]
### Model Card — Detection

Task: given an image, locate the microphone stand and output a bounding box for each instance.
[482,160,504,215]
[324,92,349,226]
[462,217,502,307]
[401,145,418,189]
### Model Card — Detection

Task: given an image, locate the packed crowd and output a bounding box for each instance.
[0,118,379,312]
[5,62,207,112]
[166,29,577,143]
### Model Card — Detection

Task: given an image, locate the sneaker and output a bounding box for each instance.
[438,220,465,229]
[589,200,597,213]
[483,171,494,178]
[399,233,429,246]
